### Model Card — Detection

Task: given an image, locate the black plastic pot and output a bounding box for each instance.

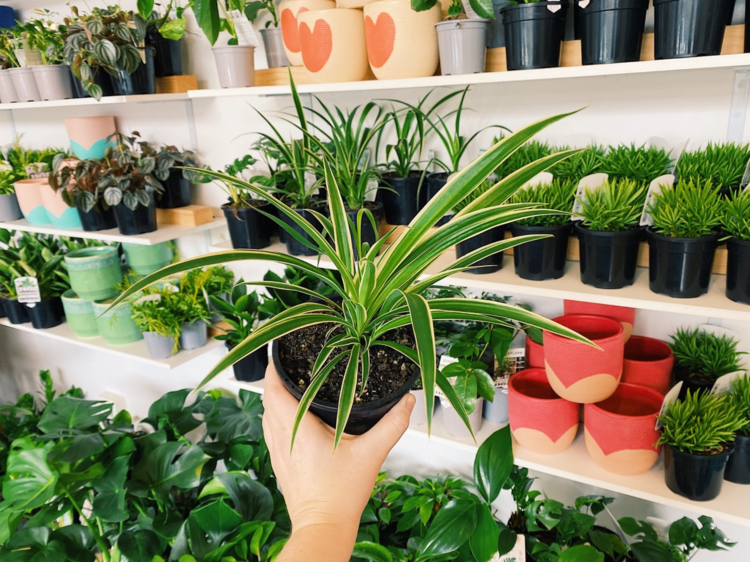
[347,202,384,253]
[222,203,273,250]
[576,224,643,289]
[25,297,64,329]
[664,444,733,501]
[674,367,715,400]
[653,0,733,59]
[510,222,572,281]
[157,170,191,209]
[280,205,327,257]
[147,31,183,77]
[230,342,269,382]
[73,71,115,98]
[646,228,719,298]
[425,173,452,225]
[113,192,158,236]
[501,2,567,70]
[726,434,750,484]
[272,338,421,435]
[1,297,29,324]
[379,172,424,225]
[579,0,649,65]
[110,47,156,95]
[75,194,117,232]
[726,238,750,304]
[455,226,506,274]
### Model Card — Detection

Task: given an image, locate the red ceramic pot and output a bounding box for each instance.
[525,334,544,368]
[544,315,624,403]
[622,336,674,396]
[584,383,663,475]
[564,300,636,342]
[509,368,579,454]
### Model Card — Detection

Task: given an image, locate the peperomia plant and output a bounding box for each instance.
[50,156,108,212]
[100,132,164,210]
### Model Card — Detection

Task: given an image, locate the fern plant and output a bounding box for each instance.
[550,145,605,182]
[728,375,750,437]
[676,142,750,191]
[669,328,745,381]
[603,143,673,186]
[576,178,646,232]
[510,179,577,227]
[723,189,750,241]
[649,179,722,238]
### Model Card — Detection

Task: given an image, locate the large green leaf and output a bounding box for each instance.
[37,397,112,433]
[91,456,130,522]
[474,426,513,505]
[145,389,203,435]
[205,391,264,445]
[402,293,436,431]
[559,545,605,562]
[335,344,361,449]
[191,0,220,45]
[192,498,243,545]
[131,442,210,500]
[2,438,58,512]
[118,529,162,562]
[199,472,274,522]
[352,542,393,562]
[418,499,477,559]
[469,504,500,562]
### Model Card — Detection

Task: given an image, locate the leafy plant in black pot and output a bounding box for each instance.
[578,0,649,65]
[154,144,201,209]
[549,144,606,182]
[0,231,30,324]
[509,177,577,280]
[142,0,188,78]
[602,142,673,187]
[675,142,750,195]
[725,374,750,484]
[111,111,590,444]
[500,0,568,71]
[723,188,750,304]
[50,155,117,231]
[454,179,507,274]
[657,390,743,501]
[646,179,723,298]
[575,177,647,289]
[653,0,734,60]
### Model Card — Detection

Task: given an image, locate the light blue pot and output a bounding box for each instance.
[122,242,174,276]
[61,290,98,338]
[65,247,123,301]
[92,299,142,345]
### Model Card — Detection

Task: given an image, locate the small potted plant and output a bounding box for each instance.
[17,233,69,330]
[49,156,116,232]
[726,374,750,484]
[575,178,646,289]
[646,179,723,298]
[441,353,494,438]
[675,142,750,196]
[577,0,649,65]
[130,291,182,359]
[723,189,750,304]
[500,0,567,71]
[175,269,214,350]
[0,231,29,324]
[143,0,188,78]
[0,158,23,221]
[653,0,734,59]
[20,12,75,101]
[154,144,201,209]
[245,0,289,68]
[601,142,673,186]
[1,27,42,102]
[658,390,743,501]
[0,28,19,103]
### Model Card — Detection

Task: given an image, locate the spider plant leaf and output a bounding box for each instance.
[324,160,355,274]
[436,370,475,441]
[234,280,338,307]
[361,348,371,397]
[334,343,361,449]
[312,333,358,378]
[402,292,436,433]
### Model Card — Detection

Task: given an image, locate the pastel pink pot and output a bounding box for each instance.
[14,178,51,225]
[622,336,674,396]
[64,116,117,160]
[564,299,636,342]
[525,334,544,368]
[39,182,81,229]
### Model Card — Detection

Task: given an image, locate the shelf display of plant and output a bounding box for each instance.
[669,328,745,396]
[726,375,750,484]
[130,289,183,358]
[575,178,647,289]
[675,142,750,194]
[141,0,188,79]
[550,144,606,182]
[494,139,553,180]
[646,179,723,298]
[153,144,201,209]
[602,143,673,186]
[723,189,750,304]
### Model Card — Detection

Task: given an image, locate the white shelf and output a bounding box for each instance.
[0,319,224,369]
[0,217,227,245]
[189,54,750,99]
[209,239,750,322]
[227,377,750,528]
[0,93,188,111]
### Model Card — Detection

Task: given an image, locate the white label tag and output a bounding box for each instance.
[492,534,526,562]
[519,171,553,192]
[439,355,459,370]
[15,277,41,305]
[428,149,437,173]
[546,0,561,12]
[741,158,750,191]
[640,174,674,227]
[655,382,683,431]
[232,10,259,47]
[572,173,608,221]
[578,0,590,7]
[646,136,671,152]
[711,371,746,398]
[135,294,162,305]
[366,178,379,202]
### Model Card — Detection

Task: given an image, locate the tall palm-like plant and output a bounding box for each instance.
[111,111,589,449]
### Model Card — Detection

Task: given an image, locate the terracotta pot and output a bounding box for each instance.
[14,178,51,225]
[509,368,579,454]
[544,315,624,403]
[563,299,636,342]
[280,0,336,66]
[64,116,117,160]
[38,182,81,229]
[584,383,663,475]
[298,9,369,83]
[363,0,440,79]
[622,336,674,395]
[525,334,544,368]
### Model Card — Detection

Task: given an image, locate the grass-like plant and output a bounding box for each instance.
[549,145,606,182]
[376,93,432,179]
[510,179,577,227]
[722,189,750,241]
[676,142,750,191]
[669,328,745,381]
[657,391,743,454]
[494,139,552,179]
[602,143,673,186]
[648,179,722,238]
[728,375,750,437]
[576,178,646,232]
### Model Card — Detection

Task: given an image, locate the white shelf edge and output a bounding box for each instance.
[0,319,224,369]
[0,92,189,111]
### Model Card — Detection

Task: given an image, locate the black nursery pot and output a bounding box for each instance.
[25,297,64,330]
[674,367,715,400]
[646,228,719,298]
[110,47,156,95]
[501,2,567,71]
[579,0,649,65]
[1,297,29,324]
[576,224,643,289]
[281,205,327,257]
[725,434,750,484]
[726,238,750,304]
[222,203,273,250]
[653,0,734,59]
[73,71,115,99]
[113,192,158,236]
[455,226,506,274]
[380,172,423,225]
[664,444,733,501]
[272,339,421,435]
[147,31,183,77]
[75,194,117,232]
[510,222,572,281]
[157,170,191,209]
[229,342,269,383]
[425,173,451,225]
[347,202,384,251]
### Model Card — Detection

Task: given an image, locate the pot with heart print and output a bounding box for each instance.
[279,0,336,66]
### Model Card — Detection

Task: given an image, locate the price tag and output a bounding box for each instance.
[571,173,608,221]
[655,382,683,431]
[231,10,259,47]
[640,174,674,227]
[15,277,40,306]
[491,533,526,562]
[711,371,747,398]
[438,355,459,370]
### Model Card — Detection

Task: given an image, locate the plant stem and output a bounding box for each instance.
[63,488,111,562]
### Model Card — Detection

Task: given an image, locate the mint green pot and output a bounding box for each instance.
[61,290,98,338]
[122,242,174,276]
[92,299,142,345]
[65,247,123,301]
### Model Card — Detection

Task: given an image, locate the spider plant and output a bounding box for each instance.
[110,111,590,449]
[375,92,433,178]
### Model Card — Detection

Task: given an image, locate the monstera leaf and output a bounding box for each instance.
[1,438,58,512]
[131,442,210,501]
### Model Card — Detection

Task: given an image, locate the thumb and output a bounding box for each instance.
[360,393,415,457]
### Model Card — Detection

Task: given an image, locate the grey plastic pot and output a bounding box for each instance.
[180,320,207,350]
[31,65,74,101]
[261,27,290,68]
[435,20,489,76]
[0,193,22,221]
[212,46,255,88]
[0,69,18,103]
[410,389,428,426]
[61,291,98,338]
[483,383,509,423]
[9,68,40,102]
[441,398,484,438]
[144,332,177,359]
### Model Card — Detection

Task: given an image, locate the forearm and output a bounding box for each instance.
[277,523,358,562]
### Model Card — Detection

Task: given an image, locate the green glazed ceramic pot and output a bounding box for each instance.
[65,247,123,301]
[61,290,98,338]
[122,242,174,276]
[92,299,142,345]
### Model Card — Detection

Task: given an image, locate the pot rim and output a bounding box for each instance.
[435,19,490,28]
[645,226,721,244]
[624,335,673,364]
[65,246,119,261]
[586,382,663,420]
[574,223,645,238]
[509,368,569,403]
[549,314,624,344]
[212,45,255,52]
[666,442,735,459]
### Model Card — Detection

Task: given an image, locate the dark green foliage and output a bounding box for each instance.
[550,145,606,182]
[676,142,750,191]
[669,328,745,381]
[577,178,646,232]
[649,179,723,238]
[722,188,750,241]
[728,375,750,436]
[602,143,673,186]
[510,179,577,227]
[494,140,552,179]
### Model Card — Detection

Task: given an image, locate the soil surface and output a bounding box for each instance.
[278,324,418,404]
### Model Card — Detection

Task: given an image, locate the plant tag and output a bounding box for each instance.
[26,163,49,178]
[135,294,162,305]
[710,371,746,398]
[164,283,180,293]
[741,158,750,191]
[428,149,437,173]
[640,174,674,227]
[492,533,526,562]
[366,178,379,202]
[646,136,671,152]
[655,382,682,430]
[439,355,459,370]
[15,277,40,306]
[546,0,562,12]
[571,173,608,221]
[578,0,590,6]
[519,171,553,192]
[231,10,259,47]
